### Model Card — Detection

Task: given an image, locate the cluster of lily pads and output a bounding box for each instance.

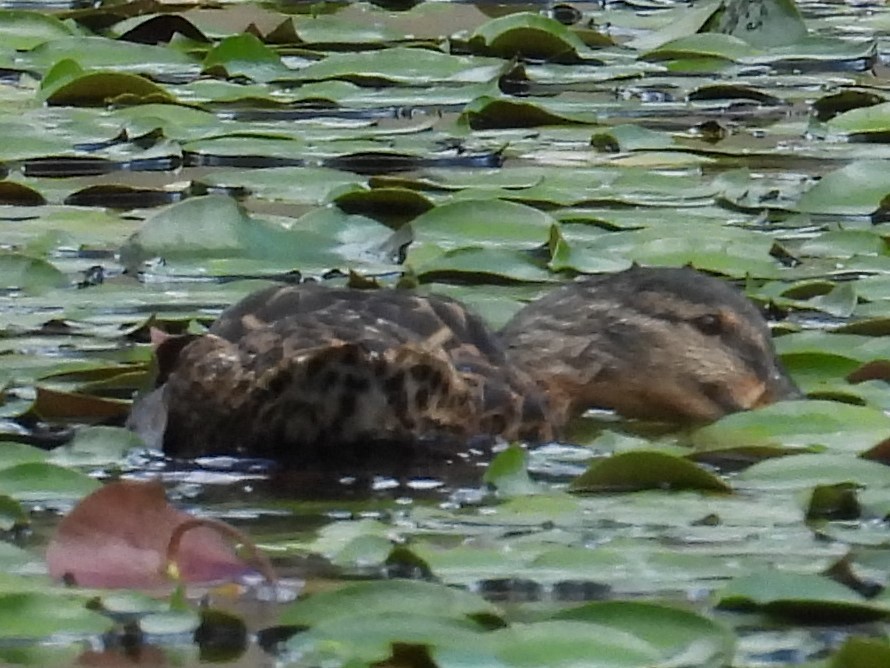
[2,0,890,664]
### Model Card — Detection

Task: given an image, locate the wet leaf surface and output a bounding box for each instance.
[2,0,890,664]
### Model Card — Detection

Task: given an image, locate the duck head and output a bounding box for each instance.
[500,266,801,425]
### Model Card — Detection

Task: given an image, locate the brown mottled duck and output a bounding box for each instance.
[128,266,800,464]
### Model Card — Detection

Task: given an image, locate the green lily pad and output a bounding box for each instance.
[24,35,196,73]
[718,572,886,622]
[553,601,735,665]
[280,579,499,626]
[460,95,599,129]
[796,160,890,216]
[642,33,759,63]
[47,426,143,467]
[41,67,174,106]
[487,620,662,667]
[296,47,504,85]
[736,453,890,490]
[286,612,487,665]
[704,0,807,48]
[827,101,890,139]
[569,451,731,494]
[202,32,293,83]
[0,252,68,294]
[469,13,596,62]
[830,637,890,667]
[0,462,100,501]
[0,592,111,639]
[483,445,540,497]
[692,400,890,453]
[0,496,26,531]
[0,10,79,50]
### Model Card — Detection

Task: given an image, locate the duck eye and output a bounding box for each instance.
[693,314,723,336]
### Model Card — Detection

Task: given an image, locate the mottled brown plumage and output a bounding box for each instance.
[128,266,800,464]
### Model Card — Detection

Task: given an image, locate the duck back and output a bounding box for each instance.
[156,283,548,462]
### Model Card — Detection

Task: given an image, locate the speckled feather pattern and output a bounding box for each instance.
[161,283,548,461]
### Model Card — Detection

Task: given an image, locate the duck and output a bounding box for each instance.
[127,265,800,465]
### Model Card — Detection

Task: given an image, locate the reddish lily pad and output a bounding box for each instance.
[46,480,262,588]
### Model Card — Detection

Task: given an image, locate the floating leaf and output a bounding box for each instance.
[47,426,144,467]
[807,483,861,521]
[32,386,130,422]
[641,33,759,63]
[202,32,292,83]
[0,181,45,206]
[45,480,258,588]
[0,593,111,639]
[736,453,890,491]
[796,160,890,216]
[590,124,676,153]
[692,400,890,453]
[296,47,504,85]
[42,70,174,107]
[286,611,488,665]
[333,186,434,226]
[827,101,890,139]
[0,252,67,294]
[0,495,27,531]
[469,13,596,62]
[280,579,498,627]
[831,637,890,667]
[460,95,599,129]
[718,572,886,622]
[704,0,807,48]
[553,601,735,665]
[569,451,731,494]
[483,445,540,496]
[0,9,78,50]
[0,462,100,502]
[24,35,197,72]
[120,194,326,267]
[486,620,661,667]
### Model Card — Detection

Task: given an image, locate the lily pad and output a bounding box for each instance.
[0,253,68,294]
[796,160,890,216]
[718,571,887,622]
[0,593,112,639]
[280,579,499,626]
[692,400,890,453]
[569,451,731,493]
[469,13,597,62]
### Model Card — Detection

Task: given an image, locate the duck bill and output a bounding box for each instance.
[755,366,803,407]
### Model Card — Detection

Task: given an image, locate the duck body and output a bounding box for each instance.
[134,266,800,464]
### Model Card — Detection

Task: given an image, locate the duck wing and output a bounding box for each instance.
[154,284,548,462]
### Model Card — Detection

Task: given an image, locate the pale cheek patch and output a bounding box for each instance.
[734,375,768,409]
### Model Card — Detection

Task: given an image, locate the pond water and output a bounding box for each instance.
[3,0,890,665]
